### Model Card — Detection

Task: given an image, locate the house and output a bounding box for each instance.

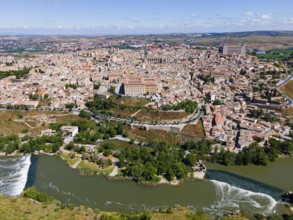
[78,144,96,153]
[41,129,57,136]
[61,126,79,137]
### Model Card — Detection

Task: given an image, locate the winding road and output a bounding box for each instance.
[255,73,293,108]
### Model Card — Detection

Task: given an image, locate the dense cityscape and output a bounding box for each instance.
[0,1,293,220]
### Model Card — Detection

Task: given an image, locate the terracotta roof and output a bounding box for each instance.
[214,113,225,126]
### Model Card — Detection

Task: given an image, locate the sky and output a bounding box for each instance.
[1,0,293,35]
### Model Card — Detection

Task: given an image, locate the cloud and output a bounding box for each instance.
[261,14,272,20]
[1,14,293,35]
[244,11,255,17]
[131,20,142,23]
[149,18,163,21]
[191,13,200,18]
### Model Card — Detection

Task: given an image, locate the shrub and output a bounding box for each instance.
[23,187,50,203]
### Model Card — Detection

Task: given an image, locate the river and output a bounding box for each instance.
[207,157,293,191]
[0,155,292,216]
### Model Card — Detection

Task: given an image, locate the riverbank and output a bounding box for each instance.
[0,150,21,157]
[0,191,257,220]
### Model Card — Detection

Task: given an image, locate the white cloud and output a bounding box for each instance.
[261,14,272,20]
[2,14,293,34]
[191,13,200,18]
[244,11,255,17]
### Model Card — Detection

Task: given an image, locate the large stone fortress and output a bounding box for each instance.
[122,77,157,96]
[219,43,246,55]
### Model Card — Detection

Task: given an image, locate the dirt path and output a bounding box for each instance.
[71,158,82,169]
[14,120,35,129]
[109,165,118,177]
[130,109,141,118]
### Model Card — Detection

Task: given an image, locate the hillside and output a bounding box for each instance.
[280,80,293,100]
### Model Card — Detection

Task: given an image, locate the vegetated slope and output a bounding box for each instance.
[281,80,293,100]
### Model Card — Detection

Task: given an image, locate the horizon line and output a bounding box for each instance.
[1,29,293,37]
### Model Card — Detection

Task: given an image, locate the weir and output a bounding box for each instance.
[0,155,31,196]
[210,180,278,215]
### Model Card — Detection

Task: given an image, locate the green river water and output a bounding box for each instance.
[23,155,293,215]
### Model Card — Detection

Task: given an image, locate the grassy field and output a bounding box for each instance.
[135,110,189,122]
[107,95,189,122]
[181,120,205,139]
[59,152,81,167]
[0,110,80,136]
[128,127,181,145]
[109,108,137,118]
[99,139,138,150]
[256,48,293,60]
[77,160,114,176]
[280,79,293,100]
[109,107,190,122]
[111,95,151,108]
[125,121,205,145]
[195,35,293,50]
[0,194,99,220]
[277,107,293,117]
[0,111,30,135]
[119,97,151,108]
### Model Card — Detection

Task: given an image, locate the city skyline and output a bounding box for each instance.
[1,0,293,35]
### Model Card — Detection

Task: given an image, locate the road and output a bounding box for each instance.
[276,73,293,88]
[255,73,293,108]
[89,108,203,126]
[0,100,203,128]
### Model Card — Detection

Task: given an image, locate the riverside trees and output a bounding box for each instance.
[119,142,189,182]
[213,140,293,166]
[0,134,63,154]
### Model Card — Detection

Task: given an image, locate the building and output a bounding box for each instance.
[219,43,246,55]
[122,77,157,96]
[41,129,57,136]
[60,126,79,137]
[144,78,158,94]
[95,86,110,99]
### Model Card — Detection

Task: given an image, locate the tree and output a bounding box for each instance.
[79,110,91,119]
[108,127,117,137]
[143,162,157,181]
[93,82,101,90]
[23,187,49,202]
[201,105,207,115]
[165,169,175,181]
[29,93,39,100]
[212,99,222,105]
[65,103,75,110]
[103,149,112,157]
[109,86,116,93]
[183,154,196,166]
[44,94,49,99]
[116,122,125,135]
[173,163,188,179]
